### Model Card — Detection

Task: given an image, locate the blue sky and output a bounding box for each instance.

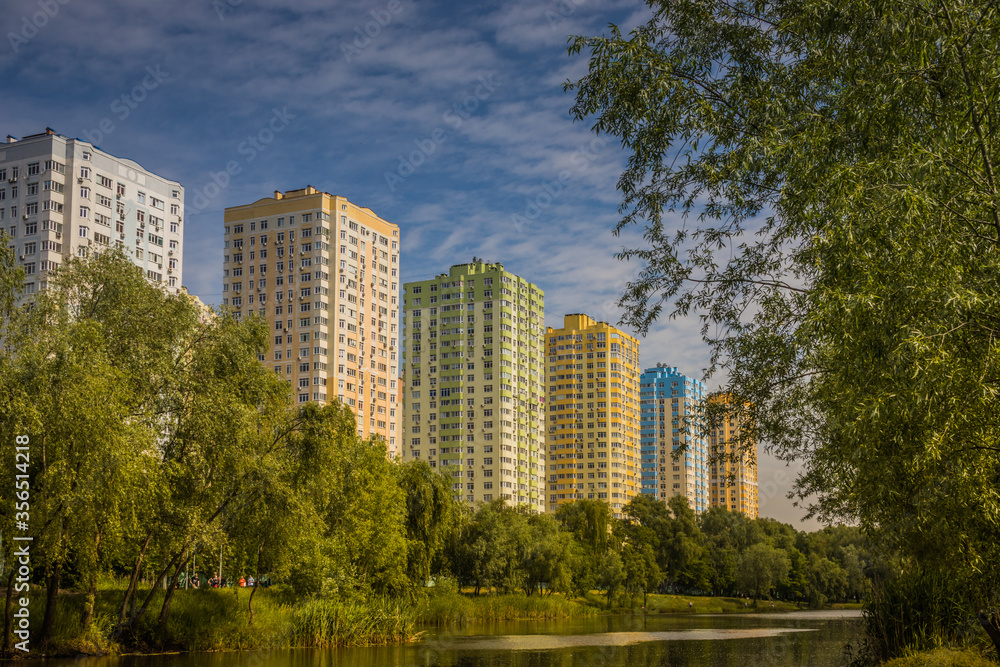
[1,0,817,528]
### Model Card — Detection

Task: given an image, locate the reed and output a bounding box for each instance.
[289,597,417,647]
[416,586,596,625]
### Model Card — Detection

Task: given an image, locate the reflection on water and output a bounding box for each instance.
[38,610,862,667]
[435,627,816,651]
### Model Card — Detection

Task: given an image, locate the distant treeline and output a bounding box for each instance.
[443,495,869,608]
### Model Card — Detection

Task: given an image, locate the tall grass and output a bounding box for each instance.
[416,581,597,625]
[289,598,416,647]
[860,571,982,664]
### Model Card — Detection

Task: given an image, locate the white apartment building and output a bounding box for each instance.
[1,128,184,295]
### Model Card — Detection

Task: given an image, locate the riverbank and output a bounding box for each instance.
[11,587,854,658]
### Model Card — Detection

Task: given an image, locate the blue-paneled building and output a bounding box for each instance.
[639,364,709,512]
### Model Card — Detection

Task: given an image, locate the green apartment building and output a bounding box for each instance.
[401,261,546,512]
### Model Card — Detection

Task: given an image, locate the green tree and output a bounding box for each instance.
[522,514,574,596]
[0,251,200,644]
[804,554,847,608]
[737,543,790,602]
[595,550,624,609]
[456,501,531,595]
[555,499,613,555]
[663,496,710,591]
[398,459,455,589]
[223,402,348,623]
[566,0,1000,653]
[621,541,660,608]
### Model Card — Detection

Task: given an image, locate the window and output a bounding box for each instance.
[137,192,146,204]
[79,166,90,179]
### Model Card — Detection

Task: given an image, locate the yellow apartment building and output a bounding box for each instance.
[545,314,641,517]
[708,393,759,518]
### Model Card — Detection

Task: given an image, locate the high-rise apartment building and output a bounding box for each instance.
[640,364,709,513]
[708,393,759,518]
[544,314,641,516]
[401,261,546,511]
[1,129,184,296]
[223,187,400,451]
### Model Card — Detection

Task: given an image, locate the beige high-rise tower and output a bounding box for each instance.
[708,393,759,518]
[223,187,400,452]
[545,314,641,517]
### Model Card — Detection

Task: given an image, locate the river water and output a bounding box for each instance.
[39,610,863,667]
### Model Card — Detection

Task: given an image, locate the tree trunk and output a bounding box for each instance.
[37,566,61,647]
[156,551,190,631]
[81,575,98,634]
[117,531,153,630]
[248,542,263,625]
[120,547,183,636]
[82,530,103,632]
[978,610,1000,659]
[2,568,15,655]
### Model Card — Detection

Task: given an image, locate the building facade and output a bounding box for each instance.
[545,314,641,517]
[708,393,759,517]
[639,364,709,513]
[401,261,546,511]
[2,129,184,296]
[223,187,400,451]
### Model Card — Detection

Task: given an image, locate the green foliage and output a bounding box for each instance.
[862,570,985,664]
[736,543,790,601]
[398,459,455,587]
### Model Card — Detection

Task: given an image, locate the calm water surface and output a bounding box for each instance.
[40,610,863,667]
